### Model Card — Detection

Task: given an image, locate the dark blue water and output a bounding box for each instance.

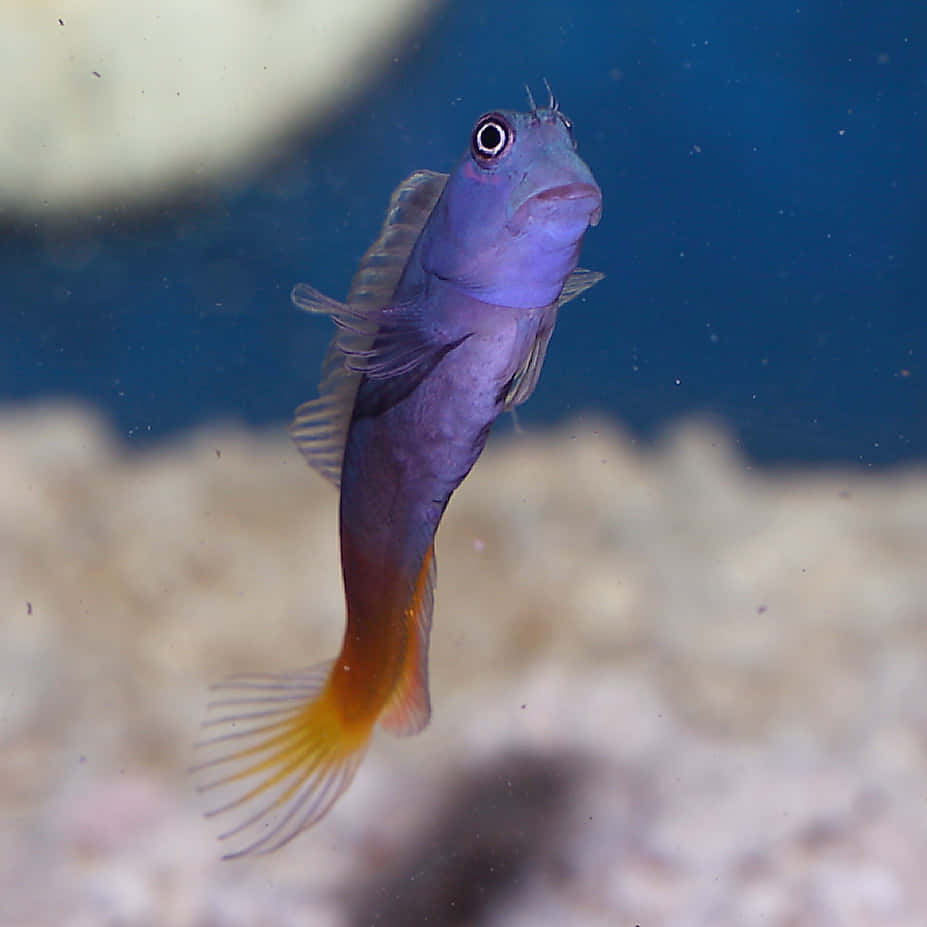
[2,0,924,465]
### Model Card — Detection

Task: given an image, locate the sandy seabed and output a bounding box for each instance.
[1,403,925,926]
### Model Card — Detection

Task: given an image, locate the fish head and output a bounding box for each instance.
[421,105,602,309]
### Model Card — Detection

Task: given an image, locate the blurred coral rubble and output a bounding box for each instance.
[1,403,926,925]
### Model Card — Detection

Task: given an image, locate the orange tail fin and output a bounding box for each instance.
[191,661,370,858]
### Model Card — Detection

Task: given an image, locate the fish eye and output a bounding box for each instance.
[471,114,513,163]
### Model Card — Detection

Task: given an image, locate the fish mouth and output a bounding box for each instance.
[533,181,601,203]
[514,181,603,228]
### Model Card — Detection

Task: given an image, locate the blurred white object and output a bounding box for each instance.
[0,0,433,216]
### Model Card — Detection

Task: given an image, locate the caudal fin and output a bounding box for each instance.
[191,661,370,858]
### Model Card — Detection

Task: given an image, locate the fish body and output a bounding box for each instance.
[195,96,602,856]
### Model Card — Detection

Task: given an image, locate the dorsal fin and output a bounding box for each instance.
[502,266,603,410]
[290,170,448,487]
[347,170,448,312]
[290,285,360,486]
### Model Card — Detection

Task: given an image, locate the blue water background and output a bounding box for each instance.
[2,0,924,466]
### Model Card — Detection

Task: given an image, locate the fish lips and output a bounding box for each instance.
[508,181,603,236]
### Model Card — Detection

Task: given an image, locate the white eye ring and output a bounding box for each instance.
[471,115,513,162]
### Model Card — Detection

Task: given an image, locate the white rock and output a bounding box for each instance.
[2,0,432,215]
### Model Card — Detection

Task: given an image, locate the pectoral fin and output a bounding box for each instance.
[557,267,604,306]
[501,267,603,411]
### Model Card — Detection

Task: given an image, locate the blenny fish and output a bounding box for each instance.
[194,88,602,857]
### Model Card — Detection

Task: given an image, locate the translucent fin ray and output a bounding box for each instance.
[191,659,372,858]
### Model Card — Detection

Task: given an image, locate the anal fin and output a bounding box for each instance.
[379,546,435,737]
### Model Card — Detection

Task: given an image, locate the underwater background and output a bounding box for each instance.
[2,0,923,467]
[2,2,927,926]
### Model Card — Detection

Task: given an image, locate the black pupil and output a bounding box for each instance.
[478,122,503,153]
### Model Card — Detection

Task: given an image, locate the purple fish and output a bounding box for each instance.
[195,90,602,857]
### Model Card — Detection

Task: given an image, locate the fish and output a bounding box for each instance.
[193,87,602,858]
